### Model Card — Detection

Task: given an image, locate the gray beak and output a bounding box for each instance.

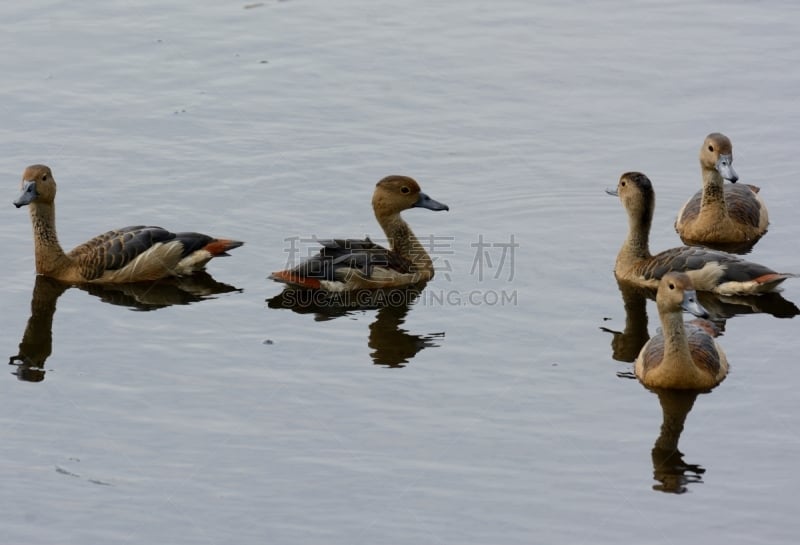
[414,192,449,211]
[682,289,709,319]
[716,154,738,183]
[14,180,37,208]
[605,187,619,196]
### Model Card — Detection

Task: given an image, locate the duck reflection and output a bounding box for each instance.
[9,276,68,382]
[267,285,444,367]
[696,290,799,321]
[368,301,443,367]
[601,280,653,363]
[602,279,798,363]
[682,235,762,256]
[79,271,240,310]
[648,388,705,494]
[9,273,241,382]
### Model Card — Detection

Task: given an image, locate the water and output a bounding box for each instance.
[2,1,800,543]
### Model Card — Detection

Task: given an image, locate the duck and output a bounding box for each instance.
[13,164,243,283]
[635,272,728,390]
[608,171,793,295]
[270,175,449,291]
[675,133,768,248]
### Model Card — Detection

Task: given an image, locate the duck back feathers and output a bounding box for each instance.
[70,226,243,281]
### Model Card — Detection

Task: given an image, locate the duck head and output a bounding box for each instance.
[658,272,709,319]
[700,133,738,183]
[14,164,56,208]
[372,175,449,216]
[606,171,655,219]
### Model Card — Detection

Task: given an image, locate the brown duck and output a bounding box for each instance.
[635,273,728,390]
[675,133,768,248]
[14,165,243,283]
[270,175,449,291]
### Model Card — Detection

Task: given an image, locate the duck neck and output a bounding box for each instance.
[620,203,653,263]
[28,202,70,275]
[700,168,728,220]
[658,309,698,379]
[378,212,432,273]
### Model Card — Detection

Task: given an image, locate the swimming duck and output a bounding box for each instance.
[608,172,793,295]
[635,272,728,390]
[14,164,243,283]
[675,133,768,248]
[270,175,449,291]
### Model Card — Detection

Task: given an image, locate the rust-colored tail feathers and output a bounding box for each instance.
[204,239,244,257]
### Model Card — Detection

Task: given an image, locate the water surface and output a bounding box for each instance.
[1,1,799,544]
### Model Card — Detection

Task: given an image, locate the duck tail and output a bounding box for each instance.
[753,272,795,293]
[204,239,244,257]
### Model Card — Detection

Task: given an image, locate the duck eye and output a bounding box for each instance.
[42,174,48,181]
[669,283,675,290]
[708,145,714,152]
[620,181,626,187]
[401,186,410,194]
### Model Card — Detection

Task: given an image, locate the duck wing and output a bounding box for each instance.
[294,238,410,281]
[69,225,215,280]
[725,184,764,229]
[685,323,723,377]
[645,246,778,282]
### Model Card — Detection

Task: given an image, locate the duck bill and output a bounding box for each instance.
[14,180,37,208]
[414,192,449,211]
[605,187,619,196]
[716,154,739,183]
[682,289,709,319]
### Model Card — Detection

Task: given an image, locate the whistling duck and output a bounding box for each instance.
[676,133,768,248]
[13,164,243,283]
[270,175,449,291]
[635,272,728,389]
